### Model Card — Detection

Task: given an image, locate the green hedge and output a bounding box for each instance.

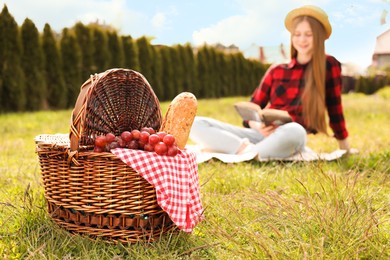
[0,5,267,113]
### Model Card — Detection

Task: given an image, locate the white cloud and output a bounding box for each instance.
[192,0,298,49]
[331,2,379,28]
[151,12,168,29]
[150,6,178,31]
[1,0,385,68]
[3,0,147,35]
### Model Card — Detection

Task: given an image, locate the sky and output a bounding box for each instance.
[1,0,390,72]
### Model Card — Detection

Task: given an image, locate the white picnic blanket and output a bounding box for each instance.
[185,145,354,164]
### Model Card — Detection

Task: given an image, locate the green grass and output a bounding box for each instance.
[0,92,389,259]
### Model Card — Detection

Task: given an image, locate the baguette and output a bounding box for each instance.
[160,92,197,149]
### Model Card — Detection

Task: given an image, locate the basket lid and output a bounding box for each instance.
[70,68,162,151]
[35,134,70,146]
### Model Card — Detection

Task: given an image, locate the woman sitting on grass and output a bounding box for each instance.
[189,5,352,160]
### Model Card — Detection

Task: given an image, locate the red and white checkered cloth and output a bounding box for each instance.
[111,148,203,233]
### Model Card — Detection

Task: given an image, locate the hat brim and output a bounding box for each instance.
[284,5,332,39]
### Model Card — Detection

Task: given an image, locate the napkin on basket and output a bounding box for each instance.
[111,148,203,232]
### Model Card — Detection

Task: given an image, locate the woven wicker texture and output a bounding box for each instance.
[36,69,176,243]
[70,68,162,151]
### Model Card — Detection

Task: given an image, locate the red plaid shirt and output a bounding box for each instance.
[250,55,348,140]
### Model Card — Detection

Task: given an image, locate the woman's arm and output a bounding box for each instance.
[325,56,349,140]
[337,138,350,151]
[248,120,278,137]
[243,66,275,128]
[250,65,276,109]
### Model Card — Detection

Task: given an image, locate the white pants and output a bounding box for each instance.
[189,116,307,159]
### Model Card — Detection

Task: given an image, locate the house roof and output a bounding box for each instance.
[373,29,390,54]
[243,43,290,64]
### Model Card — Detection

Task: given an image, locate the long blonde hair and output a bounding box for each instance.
[290,16,328,135]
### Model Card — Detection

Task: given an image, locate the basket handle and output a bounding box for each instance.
[69,73,100,151]
[68,68,155,152]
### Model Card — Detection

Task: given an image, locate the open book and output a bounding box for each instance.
[234,101,292,126]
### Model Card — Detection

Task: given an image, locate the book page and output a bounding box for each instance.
[234,102,263,122]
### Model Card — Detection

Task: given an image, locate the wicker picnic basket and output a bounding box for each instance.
[36,68,176,243]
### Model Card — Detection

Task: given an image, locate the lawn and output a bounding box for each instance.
[0,90,389,259]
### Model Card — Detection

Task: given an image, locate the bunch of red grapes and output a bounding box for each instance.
[93,127,178,156]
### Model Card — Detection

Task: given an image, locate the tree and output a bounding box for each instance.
[73,22,94,79]
[136,36,154,82]
[42,23,67,109]
[21,18,46,111]
[91,27,110,72]
[107,31,124,68]
[238,54,251,95]
[169,46,183,96]
[207,47,219,97]
[196,46,213,98]
[216,51,229,96]
[179,44,198,95]
[230,52,246,96]
[159,46,175,100]
[0,5,26,112]
[150,46,163,100]
[60,28,82,107]
[122,35,140,71]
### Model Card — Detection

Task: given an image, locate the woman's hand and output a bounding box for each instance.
[248,120,278,137]
[337,138,350,151]
[337,138,359,155]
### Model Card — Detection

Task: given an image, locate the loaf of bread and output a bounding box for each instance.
[160,92,197,149]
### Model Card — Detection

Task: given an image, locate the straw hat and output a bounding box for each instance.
[284,5,332,39]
